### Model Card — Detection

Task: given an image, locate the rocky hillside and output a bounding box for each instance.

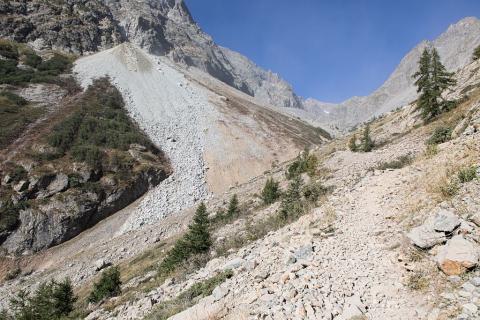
[305,17,480,133]
[0,40,171,255]
[0,0,303,110]
[73,43,329,232]
[0,55,477,320]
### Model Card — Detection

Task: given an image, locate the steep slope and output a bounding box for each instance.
[0,0,302,110]
[73,43,328,231]
[305,17,480,132]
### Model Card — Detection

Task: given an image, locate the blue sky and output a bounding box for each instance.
[185,0,479,103]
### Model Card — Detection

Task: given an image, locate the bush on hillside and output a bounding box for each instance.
[7,279,76,320]
[458,166,477,183]
[426,126,452,145]
[88,266,122,303]
[261,178,280,205]
[279,176,304,221]
[286,150,318,179]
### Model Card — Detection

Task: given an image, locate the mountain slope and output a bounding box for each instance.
[305,17,480,132]
[73,43,328,231]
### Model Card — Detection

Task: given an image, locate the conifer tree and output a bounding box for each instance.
[9,279,76,320]
[473,45,480,61]
[261,177,280,205]
[279,176,303,221]
[413,47,456,119]
[226,194,239,218]
[360,125,374,152]
[185,202,211,254]
[348,134,358,152]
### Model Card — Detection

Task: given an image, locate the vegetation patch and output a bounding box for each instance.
[145,270,233,320]
[375,155,413,171]
[0,91,44,148]
[0,39,74,86]
[286,150,318,179]
[46,78,155,171]
[88,267,122,303]
[426,126,452,145]
[457,166,477,183]
[1,278,76,320]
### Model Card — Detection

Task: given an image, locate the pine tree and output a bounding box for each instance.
[9,279,76,320]
[473,45,480,61]
[185,202,211,254]
[226,194,239,219]
[413,48,456,119]
[88,267,121,303]
[430,48,456,113]
[348,134,358,152]
[279,176,303,221]
[51,278,76,316]
[261,178,280,205]
[360,125,374,152]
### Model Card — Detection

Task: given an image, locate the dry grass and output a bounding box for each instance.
[407,271,430,291]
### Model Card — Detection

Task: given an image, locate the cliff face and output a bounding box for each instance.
[0,0,302,109]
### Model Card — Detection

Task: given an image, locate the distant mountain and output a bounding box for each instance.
[304,17,480,132]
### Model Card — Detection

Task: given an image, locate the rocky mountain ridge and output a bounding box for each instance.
[305,16,480,133]
[0,0,303,110]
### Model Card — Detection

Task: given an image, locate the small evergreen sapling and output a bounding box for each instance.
[261,178,280,204]
[88,266,122,303]
[348,134,358,152]
[473,45,480,61]
[360,125,374,152]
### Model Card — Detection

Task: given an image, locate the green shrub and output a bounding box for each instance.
[10,165,28,182]
[286,150,318,179]
[427,126,452,145]
[375,155,412,171]
[473,45,480,61]
[8,278,76,320]
[37,54,72,75]
[48,112,84,153]
[348,134,358,152]
[88,266,122,303]
[279,176,304,221]
[24,52,42,68]
[0,91,27,106]
[0,42,19,60]
[71,145,103,167]
[225,194,239,219]
[458,166,477,183]
[261,178,280,205]
[146,270,233,320]
[360,124,374,152]
[47,78,154,167]
[302,182,330,203]
[0,199,28,239]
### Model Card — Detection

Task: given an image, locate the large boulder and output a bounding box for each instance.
[433,209,461,233]
[436,235,479,275]
[407,224,447,249]
[407,210,462,249]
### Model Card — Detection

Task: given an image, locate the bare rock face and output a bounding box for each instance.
[0,0,124,54]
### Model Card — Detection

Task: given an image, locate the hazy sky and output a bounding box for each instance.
[185,0,480,103]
